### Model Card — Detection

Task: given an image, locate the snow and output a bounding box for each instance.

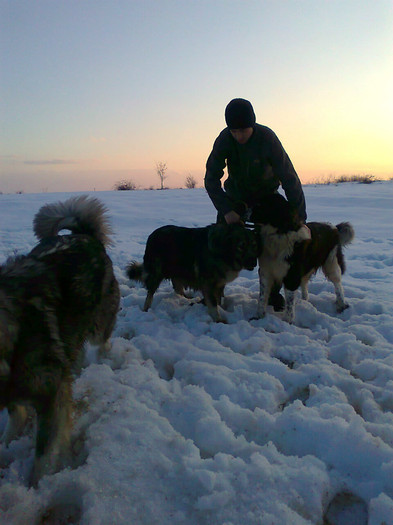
[1,181,393,524]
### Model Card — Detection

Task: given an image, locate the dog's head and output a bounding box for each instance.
[208,223,258,271]
[250,194,302,233]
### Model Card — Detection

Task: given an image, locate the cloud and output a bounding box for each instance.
[23,159,80,166]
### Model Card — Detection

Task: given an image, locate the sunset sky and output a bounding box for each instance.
[1,0,392,193]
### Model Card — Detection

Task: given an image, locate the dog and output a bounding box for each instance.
[0,195,120,485]
[250,193,354,323]
[126,223,258,322]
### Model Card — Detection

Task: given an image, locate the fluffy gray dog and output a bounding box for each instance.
[0,195,120,485]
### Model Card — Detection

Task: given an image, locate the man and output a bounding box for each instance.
[204,98,307,310]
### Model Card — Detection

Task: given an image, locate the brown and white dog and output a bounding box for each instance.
[126,223,258,322]
[251,193,354,323]
[0,196,120,485]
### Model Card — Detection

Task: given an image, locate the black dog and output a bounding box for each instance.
[251,193,354,323]
[127,223,258,322]
[0,195,120,485]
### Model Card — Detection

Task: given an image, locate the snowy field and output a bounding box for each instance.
[1,181,393,525]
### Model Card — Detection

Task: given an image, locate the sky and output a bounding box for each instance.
[1,182,393,523]
[1,0,392,194]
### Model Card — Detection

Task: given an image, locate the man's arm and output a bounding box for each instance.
[204,133,233,217]
[267,130,307,222]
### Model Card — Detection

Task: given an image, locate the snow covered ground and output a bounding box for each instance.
[1,181,393,525]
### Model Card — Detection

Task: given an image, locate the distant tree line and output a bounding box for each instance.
[113,162,200,191]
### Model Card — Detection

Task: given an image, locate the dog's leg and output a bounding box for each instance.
[215,285,225,306]
[143,275,161,311]
[172,278,185,297]
[31,380,73,486]
[330,276,348,312]
[322,254,349,312]
[1,404,29,445]
[202,286,224,322]
[300,270,313,301]
[143,292,154,311]
[142,273,160,310]
[283,288,296,323]
[333,282,349,312]
[94,280,120,359]
[256,267,271,318]
[98,340,111,358]
[90,330,113,361]
[300,280,309,301]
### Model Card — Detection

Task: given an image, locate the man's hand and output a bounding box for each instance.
[224,210,241,224]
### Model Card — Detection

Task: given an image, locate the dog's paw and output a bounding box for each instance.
[249,312,266,321]
[336,302,350,313]
[282,311,294,324]
[255,307,267,319]
[190,297,203,306]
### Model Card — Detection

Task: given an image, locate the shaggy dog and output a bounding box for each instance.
[250,193,354,323]
[126,223,258,322]
[0,196,120,485]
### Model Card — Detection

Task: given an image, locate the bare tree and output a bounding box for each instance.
[185,174,197,189]
[156,162,168,190]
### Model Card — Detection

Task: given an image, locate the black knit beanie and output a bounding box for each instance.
[225,98,256,129]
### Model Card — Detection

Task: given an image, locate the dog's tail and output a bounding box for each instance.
[126,261,145,283]
[336,222,355,246]
[336,222,354,275]
[33,195,113,246]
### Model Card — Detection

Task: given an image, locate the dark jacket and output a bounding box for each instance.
[204,124,307,221]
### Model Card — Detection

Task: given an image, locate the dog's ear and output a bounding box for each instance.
[207,224,228,253]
